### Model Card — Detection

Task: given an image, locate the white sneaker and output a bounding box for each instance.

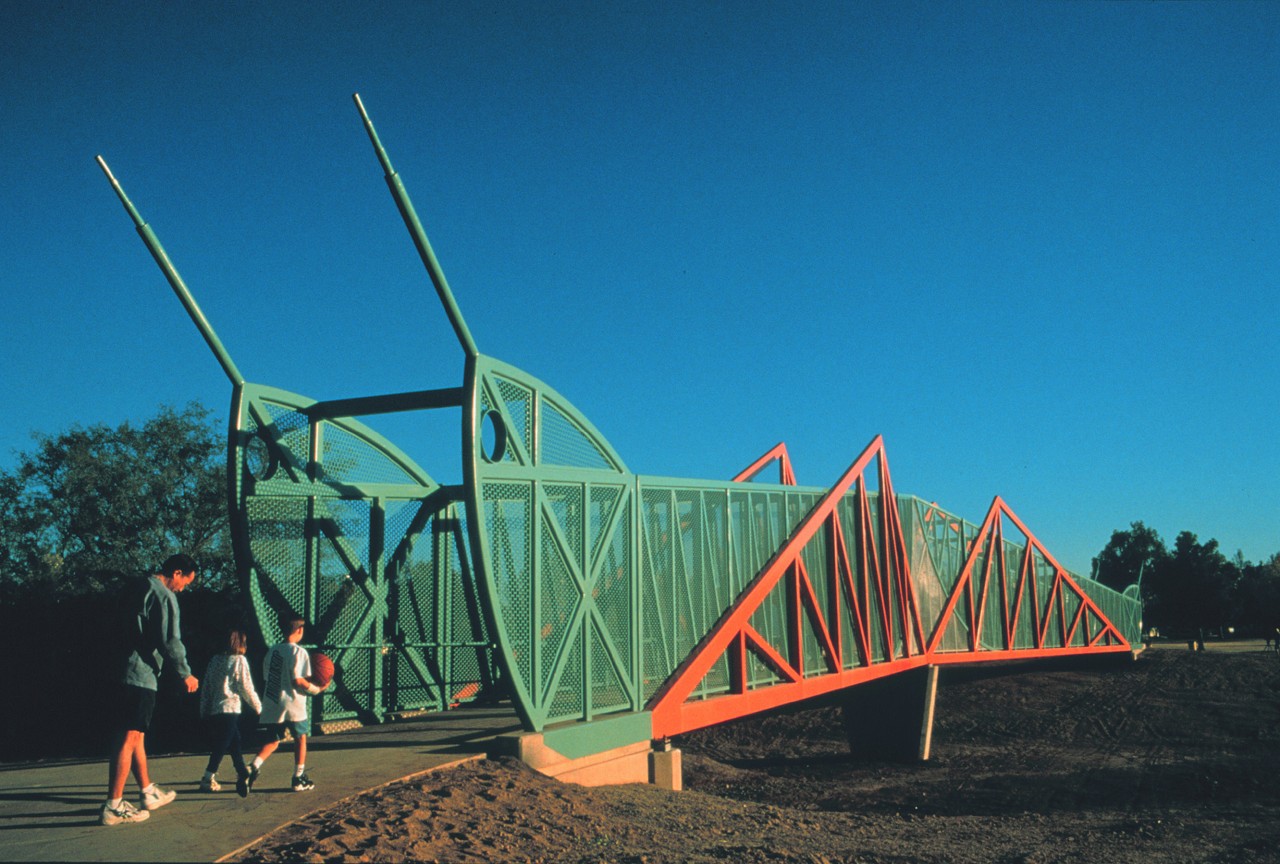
[139,784,176,811]
[101,800,150,826]
[199,776,221,792]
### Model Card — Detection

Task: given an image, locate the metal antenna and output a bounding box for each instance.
[352,93,480,359]
[96,155,246,386]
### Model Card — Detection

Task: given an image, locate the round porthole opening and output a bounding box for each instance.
[245,433,277,481]
[481,409,507,464]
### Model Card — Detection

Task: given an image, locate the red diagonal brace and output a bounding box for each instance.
[734,442,796,485]
[649,436,887,736]
[927,498,1001,655]
[996,503,1129,649]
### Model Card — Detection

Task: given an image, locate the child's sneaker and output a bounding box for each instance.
[100,800,150,825]
[236,768,253,798]
[139,784,176,811]
[200,776,221,792]
[291,773,315,792]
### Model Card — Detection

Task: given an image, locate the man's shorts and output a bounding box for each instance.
[263,717,311,741]
[117,685,157,733]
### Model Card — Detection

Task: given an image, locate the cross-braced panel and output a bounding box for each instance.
[231,383,497,725]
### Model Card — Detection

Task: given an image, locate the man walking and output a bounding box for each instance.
[101,554,200,826]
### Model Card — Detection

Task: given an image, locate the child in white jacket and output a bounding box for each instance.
[198,628,262,796]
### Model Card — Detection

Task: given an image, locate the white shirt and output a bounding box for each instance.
[199,653,263,717]
[260,642,312,723]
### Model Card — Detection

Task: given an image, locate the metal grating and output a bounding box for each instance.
[494,376,533,464]
[541,399,614,470]
[320,422,417,486]
[549,634,584,719]
[485,482,534,699]
[594,492,633,686]
[539,508,580,698]
[245,496,308,646]
[590,624,629,715]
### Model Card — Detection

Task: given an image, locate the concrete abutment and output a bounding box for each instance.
[491,711,683,790]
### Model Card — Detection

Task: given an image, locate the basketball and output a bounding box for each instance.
[309,651,335,688]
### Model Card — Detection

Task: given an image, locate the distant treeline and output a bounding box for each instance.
[1093,523,1280,638]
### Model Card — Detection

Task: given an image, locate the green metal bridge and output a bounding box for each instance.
[99,95,1142,786]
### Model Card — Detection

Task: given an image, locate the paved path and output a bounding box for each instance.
[0,705,522,863]
[1145,637,1272,654]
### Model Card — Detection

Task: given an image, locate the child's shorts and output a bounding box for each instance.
[263,717,311,741]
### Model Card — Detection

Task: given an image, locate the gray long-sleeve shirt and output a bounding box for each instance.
[122,575,192,690]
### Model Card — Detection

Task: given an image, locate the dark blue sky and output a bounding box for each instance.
[2,2,1277,576]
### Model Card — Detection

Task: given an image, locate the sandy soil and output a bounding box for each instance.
[233,645,1280,863]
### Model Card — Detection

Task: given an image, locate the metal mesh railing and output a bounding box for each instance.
[478,460,1143,731]
[542,401,615,469]
[232,384,498,726]
[900,494,1142,650]
[237,364,1141,736]
[245,376,1144,734]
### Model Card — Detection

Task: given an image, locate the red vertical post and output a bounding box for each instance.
[826,514,844,668]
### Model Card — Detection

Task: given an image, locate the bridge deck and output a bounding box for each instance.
[0,704,521,863]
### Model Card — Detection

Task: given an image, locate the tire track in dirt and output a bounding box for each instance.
[234,647,1280,864]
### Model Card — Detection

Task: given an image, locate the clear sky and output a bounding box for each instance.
[2,2,1277,578]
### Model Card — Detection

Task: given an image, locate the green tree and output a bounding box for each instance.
[1144,531,1237,636]
[0,403,233,597]
[1234,553,1280,637]
[1092,520,1168,593]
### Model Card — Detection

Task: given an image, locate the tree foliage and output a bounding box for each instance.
[1234,554,1280,636]
[1143,531,1238,635]
[0,403,233,597]
[1092,520,1168,592]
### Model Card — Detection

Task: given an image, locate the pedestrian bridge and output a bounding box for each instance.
[99,95,1141,790]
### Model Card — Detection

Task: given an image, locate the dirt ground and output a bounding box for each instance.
[233,644,1280,863]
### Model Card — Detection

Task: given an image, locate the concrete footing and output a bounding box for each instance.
[841,665,938,762]
[493,731,683,790]
[491,711,682,790]
[650,746,683,791]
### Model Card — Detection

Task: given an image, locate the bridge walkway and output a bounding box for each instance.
[0,704,520,863]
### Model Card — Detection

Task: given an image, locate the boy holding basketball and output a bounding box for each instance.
[246,612,330,793]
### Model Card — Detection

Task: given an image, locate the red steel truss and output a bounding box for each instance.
[732,441,798,485]
[649,437,1131,739]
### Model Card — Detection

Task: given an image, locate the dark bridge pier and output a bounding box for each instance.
[841,665,939,762]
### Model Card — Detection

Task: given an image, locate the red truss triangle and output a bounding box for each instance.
[648,444,1135,740]
[650,436,927,737]
[733,441,797,486]
[926,497,1131,655]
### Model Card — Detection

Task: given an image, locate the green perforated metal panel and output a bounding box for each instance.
[231,383,498,725]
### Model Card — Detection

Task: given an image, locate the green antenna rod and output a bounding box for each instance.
[96,155,245,386]
[352,93,479,359]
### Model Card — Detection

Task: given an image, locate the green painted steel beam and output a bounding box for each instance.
[352,93,479,359]
[305,387,464,419]
[95,156,245,386]
[542,711,653,760]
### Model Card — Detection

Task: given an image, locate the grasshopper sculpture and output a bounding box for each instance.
[100,96,1140,769]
